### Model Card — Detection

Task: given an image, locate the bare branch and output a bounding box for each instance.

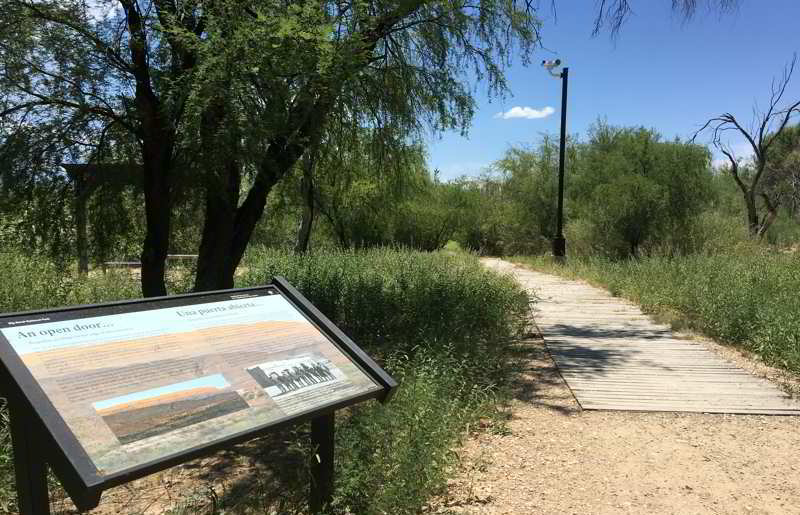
[593,0,737,38]
[758,53,797,148]
[719,145,749,195]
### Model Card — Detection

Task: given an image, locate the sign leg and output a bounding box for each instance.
[309,413,334,514]
[9,405,51,515]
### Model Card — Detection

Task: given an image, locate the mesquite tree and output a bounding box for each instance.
[1,0,541,294]
[695,54,800,239]
[180,0,543,291]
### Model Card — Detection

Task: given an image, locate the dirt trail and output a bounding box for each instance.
[433,260,800,515]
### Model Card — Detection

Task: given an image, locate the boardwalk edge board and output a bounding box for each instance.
[0,277,396,513]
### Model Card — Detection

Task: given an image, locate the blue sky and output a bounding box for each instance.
[426,1,800,180]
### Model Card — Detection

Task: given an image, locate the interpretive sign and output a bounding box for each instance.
[0,277,396,514]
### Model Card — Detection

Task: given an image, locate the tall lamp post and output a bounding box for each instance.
[542,59,568,261]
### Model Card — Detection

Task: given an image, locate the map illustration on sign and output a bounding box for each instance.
[0,291,381,477]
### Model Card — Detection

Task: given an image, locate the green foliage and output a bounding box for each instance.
[0,127,75,263]
[1,0,542,293]
[446,124,715,259]
[515,252,800,374]
[333,347,497,515]
[569,122,713,258]
[239,247,528,356]
[310,137,429,248]
[586,173,666,257]
[391,183,464,252]
[469,137,568,255]
[448,177,511,256]
[0,400,13,513]
[0,252,149,314]
[0,252,73,312]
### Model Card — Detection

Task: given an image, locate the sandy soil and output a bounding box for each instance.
[432,268,800,514]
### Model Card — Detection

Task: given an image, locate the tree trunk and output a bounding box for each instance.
[193,159,240,291]
[122,2,176,298]
[193,96,241,292]
[72,171,90,276]
[630,239,640,259]
[192,141,289,291]
[744,191,760,238]
[294,153,316,254]
[757,211,778,240]
[140,147,172,297]
[225,145,293,279]
[193,75,340,290]
[756,193,779,240]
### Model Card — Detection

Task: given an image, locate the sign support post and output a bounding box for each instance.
[310,412,335,514]
[9,403,51,515]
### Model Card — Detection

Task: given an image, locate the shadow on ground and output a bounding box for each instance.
[543,325,670,340]
[505,338,581,417]
[50,428,312,514]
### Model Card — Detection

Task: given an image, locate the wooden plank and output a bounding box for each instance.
[576,398,800,407]
[569,384,788,392]
[481,260,800,416]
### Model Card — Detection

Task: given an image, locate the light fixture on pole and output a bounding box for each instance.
[541,59,568,261]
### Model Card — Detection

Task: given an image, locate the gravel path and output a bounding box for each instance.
[433,260,800,515]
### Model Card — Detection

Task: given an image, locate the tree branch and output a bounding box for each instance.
[720,146,749,197]
[14,0,133,74]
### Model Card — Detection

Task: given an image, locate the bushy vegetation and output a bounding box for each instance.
[0,248,529,514]
[515,252,800,374]
[442,122,720,258]
[238,247,529,513]
[443,120,800,259]
[239,248,527,355]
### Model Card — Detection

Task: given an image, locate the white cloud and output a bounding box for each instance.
[494,106,555,120]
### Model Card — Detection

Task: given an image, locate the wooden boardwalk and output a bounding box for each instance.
[484,259,800,415]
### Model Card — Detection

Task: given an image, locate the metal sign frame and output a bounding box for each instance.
[0,276,397,513]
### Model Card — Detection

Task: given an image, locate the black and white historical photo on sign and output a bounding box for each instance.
[247,356,341,397]
[246,355,363,415]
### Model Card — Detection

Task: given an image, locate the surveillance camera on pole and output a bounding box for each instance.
[542,59,563,78]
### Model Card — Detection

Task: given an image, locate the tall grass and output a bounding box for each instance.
[0,253,144,313]
[239,247,530,513]
[239,247,529,360]
[0,248,529,514]
[515,252,800,374]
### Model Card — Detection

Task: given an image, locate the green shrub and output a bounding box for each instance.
[239,247,529,359]
[0,252,145,314]
[333,347,497,515]
[0,252,72,312]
